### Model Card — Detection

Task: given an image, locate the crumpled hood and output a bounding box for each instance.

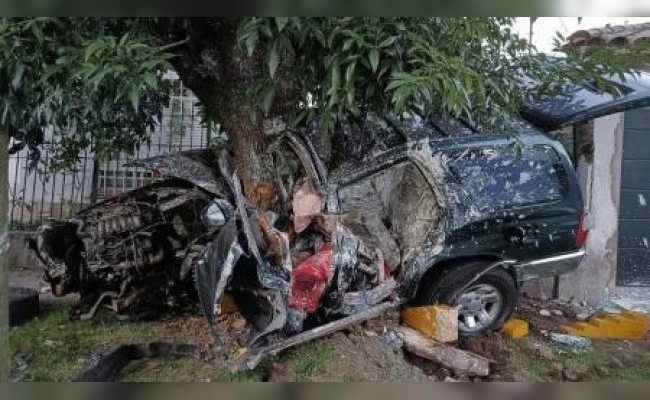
[125,149,232,199]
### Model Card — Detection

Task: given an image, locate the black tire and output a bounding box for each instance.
[418,261,517,336]
[9,287,40,327]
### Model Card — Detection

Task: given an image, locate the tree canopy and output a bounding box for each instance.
[1,18,171,169]
[0,17,634,171]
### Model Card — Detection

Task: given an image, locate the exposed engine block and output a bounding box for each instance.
[93,207,143,238]
[32,182,216,319]
[80,203,163,273]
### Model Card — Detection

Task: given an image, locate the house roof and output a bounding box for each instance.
[567,22,650,47]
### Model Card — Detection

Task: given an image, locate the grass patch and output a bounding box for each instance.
[10,302,338,382]
[279,339,335,381]
[10,305,179,381]
[503,333,650,382]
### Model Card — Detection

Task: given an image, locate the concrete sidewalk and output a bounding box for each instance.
[604,287,650,315]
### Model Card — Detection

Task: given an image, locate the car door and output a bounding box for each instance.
[333,154,443,271]
[445,143,580,262]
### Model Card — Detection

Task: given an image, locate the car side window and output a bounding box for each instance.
[448,145,566,210]
[329,115,407,170]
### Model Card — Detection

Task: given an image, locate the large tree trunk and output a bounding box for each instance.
[165,19,275,200]
[0,124,9,381]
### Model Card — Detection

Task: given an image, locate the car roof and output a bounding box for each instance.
[328,127,561,186]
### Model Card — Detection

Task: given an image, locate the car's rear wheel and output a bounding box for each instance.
[418,261,517,336]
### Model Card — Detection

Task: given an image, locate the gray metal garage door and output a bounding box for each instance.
[617,108,650,286]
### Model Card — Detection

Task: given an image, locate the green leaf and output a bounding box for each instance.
[343,38,355,51]
[331,62,341,89]
[84,40,104,62]
[119,32,130,46]
[275,17,289,33]
[346,86,355,106]
[345,61,357,84]
[262,87,275,115]
[369,49,380,73]
[260,22,273,39]
[128,86,140,111]
[11,65,25,90]
[30,23,44,44]
[268,42,280,78]
[142,72,157,88]
[245,31,259,56]
[379,36,397,48]
[88,68,110,89]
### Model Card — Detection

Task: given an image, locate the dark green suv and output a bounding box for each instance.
[323,115,586,335]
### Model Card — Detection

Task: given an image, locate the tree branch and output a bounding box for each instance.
[159,36,191,52]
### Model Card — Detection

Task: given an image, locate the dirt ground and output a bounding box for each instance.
[9,266,650,382]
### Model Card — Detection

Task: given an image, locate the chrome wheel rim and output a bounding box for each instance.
[455,283,503,333]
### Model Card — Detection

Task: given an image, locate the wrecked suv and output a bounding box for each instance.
[30,114,586,368]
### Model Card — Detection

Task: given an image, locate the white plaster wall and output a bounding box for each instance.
[558,113,624,305]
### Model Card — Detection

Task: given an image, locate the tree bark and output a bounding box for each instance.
[165,19,275,199]
[0,124,9,381]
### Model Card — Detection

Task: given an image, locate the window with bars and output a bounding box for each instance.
[99,169,162,197]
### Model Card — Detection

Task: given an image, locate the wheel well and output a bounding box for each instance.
[414,255,518,300]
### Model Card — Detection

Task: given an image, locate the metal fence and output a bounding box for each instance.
[8,81,213,231]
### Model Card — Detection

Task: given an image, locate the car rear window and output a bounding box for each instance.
[448,145,566,210]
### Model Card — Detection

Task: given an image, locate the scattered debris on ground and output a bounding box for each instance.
[9,292,650,381]
[514,298,579,333]
[10,266,650,382]
[501,318,530,339]
[549,333,592,350]
[74,342,200,382]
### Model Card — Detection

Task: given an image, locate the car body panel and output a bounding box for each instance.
[125,149,232,199]
[514,249,585,281]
